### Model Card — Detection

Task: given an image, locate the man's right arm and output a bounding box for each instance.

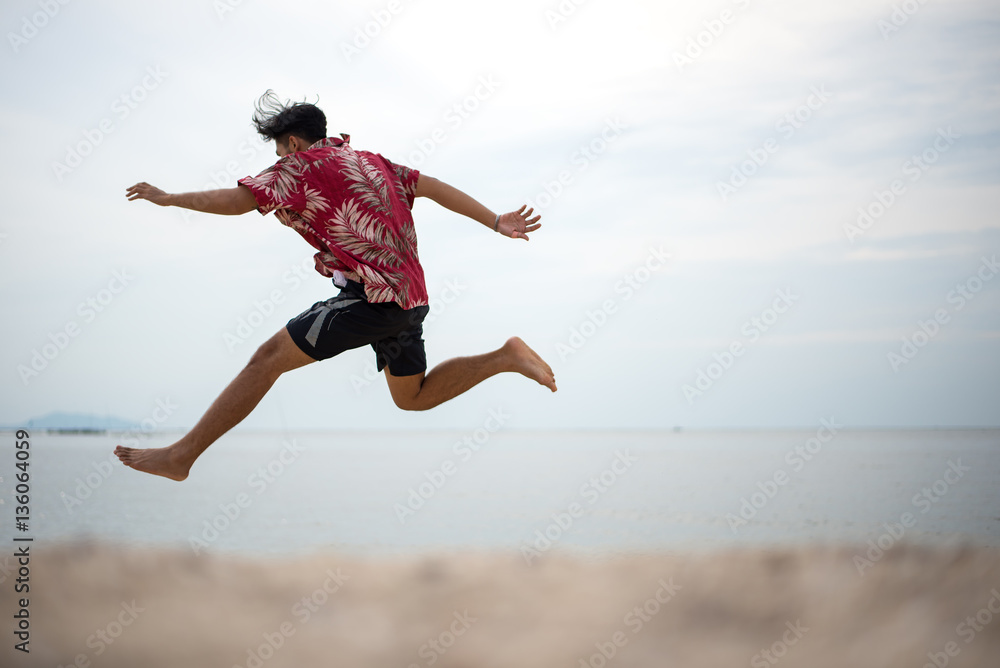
[125,182,258,216]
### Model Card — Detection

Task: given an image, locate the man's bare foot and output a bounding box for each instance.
[114,444,192,481]
[503,337,558,392]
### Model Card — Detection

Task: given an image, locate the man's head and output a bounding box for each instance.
[252,90,327,157]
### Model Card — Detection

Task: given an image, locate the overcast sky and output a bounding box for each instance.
[1,0,998,432]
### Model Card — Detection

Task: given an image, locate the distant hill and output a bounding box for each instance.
[2,412,141,432]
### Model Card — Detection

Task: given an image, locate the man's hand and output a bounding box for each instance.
[126,182,171,206]
[497,205,542,241]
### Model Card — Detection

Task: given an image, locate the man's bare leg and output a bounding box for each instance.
[114,328,314,481]
[385,337,556,411]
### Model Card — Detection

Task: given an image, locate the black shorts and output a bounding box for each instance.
[286,280,430,377]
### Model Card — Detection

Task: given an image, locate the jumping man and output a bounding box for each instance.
[114,91,557,481]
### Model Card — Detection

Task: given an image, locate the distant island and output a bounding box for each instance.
[1,411,143,434]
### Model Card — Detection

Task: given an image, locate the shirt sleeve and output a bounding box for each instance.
[237,157,306,216]
[380,155,421,209]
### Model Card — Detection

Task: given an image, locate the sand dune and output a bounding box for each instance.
[3,541,999,668]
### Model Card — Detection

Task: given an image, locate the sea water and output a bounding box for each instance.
[3,429,998,557]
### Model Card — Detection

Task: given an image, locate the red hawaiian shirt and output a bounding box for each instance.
[238,135,428,309]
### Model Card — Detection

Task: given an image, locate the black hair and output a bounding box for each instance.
[252,90,327,144]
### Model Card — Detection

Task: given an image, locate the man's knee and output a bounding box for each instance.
[247,332,292,373]
[387,374,429,411]
[392,393,428,412]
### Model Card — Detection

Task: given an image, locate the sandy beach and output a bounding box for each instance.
[4,541,999,668]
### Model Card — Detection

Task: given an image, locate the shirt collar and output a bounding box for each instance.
[310,134,351,150]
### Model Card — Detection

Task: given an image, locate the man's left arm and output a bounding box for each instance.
[415,174,541,241]
[125,182,258,216]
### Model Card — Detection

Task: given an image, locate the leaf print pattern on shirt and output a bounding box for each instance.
[300,186,331,223]
[327,199,404,270]
[254,160,302,211]
[342,151,393,216]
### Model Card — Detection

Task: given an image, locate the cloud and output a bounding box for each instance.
[1,0,998,428]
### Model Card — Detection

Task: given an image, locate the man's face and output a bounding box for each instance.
[275,138,291,158]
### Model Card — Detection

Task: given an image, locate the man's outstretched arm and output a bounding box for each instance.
[125,182,258,216]
[415,174,541,241]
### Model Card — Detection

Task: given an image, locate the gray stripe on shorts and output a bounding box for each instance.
[304,298,362,347]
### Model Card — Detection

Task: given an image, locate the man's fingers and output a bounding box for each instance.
[125,182,166,204]
[501,207,541,240]
[519,206,541,225]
